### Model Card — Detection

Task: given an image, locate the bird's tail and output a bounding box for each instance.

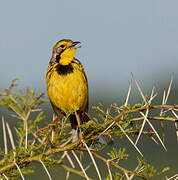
[69,112,107,145]
[69,111,90,142]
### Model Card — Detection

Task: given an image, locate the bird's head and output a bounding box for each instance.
[51,39,81,66]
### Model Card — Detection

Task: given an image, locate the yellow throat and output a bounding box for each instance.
[59,48,77,65]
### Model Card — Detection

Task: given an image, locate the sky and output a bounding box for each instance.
[1,0,178,104]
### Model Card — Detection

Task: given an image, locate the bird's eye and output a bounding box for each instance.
[60,45,65,49]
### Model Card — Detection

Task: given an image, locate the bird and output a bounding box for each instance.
[46,39,89,142]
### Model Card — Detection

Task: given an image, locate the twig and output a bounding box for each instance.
[106,160,113,180]
[40,160,52,180]
[83,142,102,180]
[140,111,167,151]
[2,173,8,180]
[6,122,15,151]
[125,172,131,180]
[135,109,148,145]
[105,104,178,128]
[71,150,90,180]
[60,164,94,180]
[124,81,132,106]
[64,151,75,168]
[117,124,143,156]
[14,162,25,180]
[166,174,178,180]
[0,141,81,174]
[165,75,173,104]
[130,116,178,122]
[92,152,146,179]
[2,117,8,154]
[131,73,147,104]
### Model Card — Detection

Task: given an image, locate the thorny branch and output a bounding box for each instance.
[0,78,178,179]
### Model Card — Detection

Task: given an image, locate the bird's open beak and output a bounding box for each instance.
[69,41,81,49]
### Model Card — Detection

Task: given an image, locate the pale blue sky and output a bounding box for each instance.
[1,0,178,103]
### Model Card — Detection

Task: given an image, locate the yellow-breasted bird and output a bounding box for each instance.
[46,39,89,142]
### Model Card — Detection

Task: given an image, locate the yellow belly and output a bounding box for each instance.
[46,63,88,114]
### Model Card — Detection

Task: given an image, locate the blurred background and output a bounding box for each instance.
[1,0,178,179]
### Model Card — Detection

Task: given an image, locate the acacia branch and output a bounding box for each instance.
[105,104,178,128]
[129,116,178,122]
[92,152,147,180]
[0,141,81,175]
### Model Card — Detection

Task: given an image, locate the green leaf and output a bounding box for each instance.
[107,148,128,160]
[162,167,170,173]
